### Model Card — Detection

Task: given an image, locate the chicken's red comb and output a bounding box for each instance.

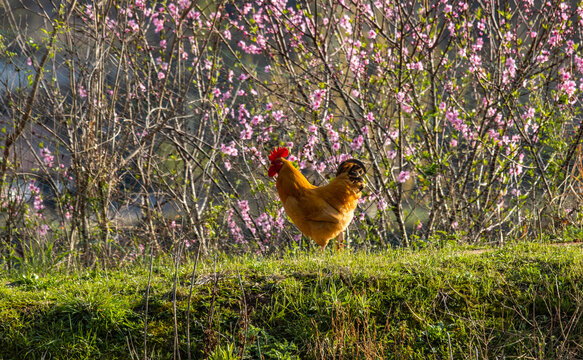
[269,146,289,162]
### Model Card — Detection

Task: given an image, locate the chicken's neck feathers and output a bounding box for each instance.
[275,159,315,202]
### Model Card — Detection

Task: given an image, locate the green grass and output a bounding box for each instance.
[1,242,583,359]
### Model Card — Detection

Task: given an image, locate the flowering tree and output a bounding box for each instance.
[0,0,582,262]
[222,0,583,247]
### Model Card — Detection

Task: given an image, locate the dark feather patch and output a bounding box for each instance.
[336,159,366,191]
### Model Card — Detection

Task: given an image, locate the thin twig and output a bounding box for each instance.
[144,247,154,360]
[236,267,249,358]
[172,243,184,360]
[186,243,202,360]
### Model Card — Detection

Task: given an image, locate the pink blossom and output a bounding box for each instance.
[339,14,353,34]
[470,54,481,67]
[567,40,575,55]
[575,56,583,74]
[227,208,244,243]
[458,47,467,59]
[406,61,423,71]
[536,50,549,64]
[34,195,44,211]
[561,70,571,81]
[240,123,253,140]
[251,115,264,125]
[79,85,87,98]
[365,112,374,122]
[221,142,238,156]
[367,30,377,39]
[272,110,284,123]
[307,135,318,146]
[238,40,262,54]
[548,29,562,47]
[238,200,256,235]
[560,80,577,98]
[255,34,267,48]
[310,89,326,110]
[40,148,54,167]
[397,171,410,183]
[84,4,94,20]
[152,17,164,32]
[447,21,455,36]
[522,107,535,120]
[351,135,364,151]
[511,188,522,197]
[446,109,461,128]
[377,196,388,211]
[558,69,577,99]
[37,224,50,236]
[255,212,272,233]
[510,162,523,176]
[28,182,39,195]
[502,57,516,84]
[127,19,139,32]
[157,71,165,80]
[238,104,250,121]
[178,0,190,9]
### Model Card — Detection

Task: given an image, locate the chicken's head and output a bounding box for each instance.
[268,146,289,177]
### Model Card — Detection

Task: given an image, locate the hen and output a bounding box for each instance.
[268,147,366,249]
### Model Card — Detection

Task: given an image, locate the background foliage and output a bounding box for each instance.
[1,0,583,265]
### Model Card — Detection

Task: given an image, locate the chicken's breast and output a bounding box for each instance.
[282,190,355,247]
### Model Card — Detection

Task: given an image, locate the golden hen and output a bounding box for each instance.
[268,147,366,249]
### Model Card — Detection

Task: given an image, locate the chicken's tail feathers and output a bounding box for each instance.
[337,159,366,191]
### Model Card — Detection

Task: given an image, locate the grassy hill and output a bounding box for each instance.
[1,242,582,359]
